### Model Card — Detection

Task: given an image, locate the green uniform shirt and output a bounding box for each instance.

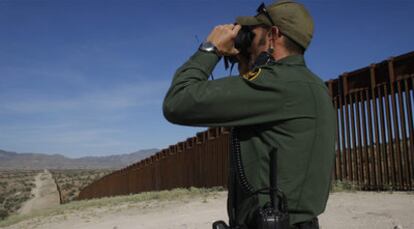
[163,50,336,226]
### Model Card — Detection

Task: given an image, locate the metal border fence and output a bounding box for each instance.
[78,51,414,200]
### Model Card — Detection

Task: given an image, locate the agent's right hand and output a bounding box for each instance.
[206,24,241,57]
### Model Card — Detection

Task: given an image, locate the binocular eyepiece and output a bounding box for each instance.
[234,25,256,59]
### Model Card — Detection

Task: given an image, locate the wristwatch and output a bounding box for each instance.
[199,41,220,56]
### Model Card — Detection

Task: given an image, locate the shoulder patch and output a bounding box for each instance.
[242,68,262,81]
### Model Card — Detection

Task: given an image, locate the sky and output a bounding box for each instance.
[1,0,414,158]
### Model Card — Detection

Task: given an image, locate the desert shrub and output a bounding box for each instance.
[62,183,71,190]
[331,180,359,192]
[50,169,113,204]
[0,170,38,217]
[0,207,8,220]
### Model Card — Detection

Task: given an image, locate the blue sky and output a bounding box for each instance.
[1,0,413,158]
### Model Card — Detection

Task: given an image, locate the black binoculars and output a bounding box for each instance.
[223,25,256,69]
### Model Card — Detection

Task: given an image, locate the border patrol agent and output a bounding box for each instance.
[163,1,336,228]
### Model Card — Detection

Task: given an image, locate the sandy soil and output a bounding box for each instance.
[319,192,414,229]
[4,191,413,229]
[18,170,60,215]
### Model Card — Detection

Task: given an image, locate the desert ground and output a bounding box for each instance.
[1,188,413,229]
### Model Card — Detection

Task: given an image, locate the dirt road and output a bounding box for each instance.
[18,170,60,215]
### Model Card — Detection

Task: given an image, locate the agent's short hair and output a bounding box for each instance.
[283,36,305,55]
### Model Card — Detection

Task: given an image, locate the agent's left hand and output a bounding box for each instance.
[206,24,241,56]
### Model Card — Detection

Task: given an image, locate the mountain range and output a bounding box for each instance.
[0,148,159,170]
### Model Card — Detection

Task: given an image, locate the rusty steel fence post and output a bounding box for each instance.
[397,79,411,190]
[195,132,203,188]
[403,77,414,188]
[388,59,404,189]
[338,79,346,182]
[342,74,353,182]
[216,128,225,187]
[200,131,208,188]
[371,65,382,189]
[159,150,167,190]
[175,142,183,188]
[184,137,193,188]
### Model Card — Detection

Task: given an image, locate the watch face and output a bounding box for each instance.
[201,42,216,52]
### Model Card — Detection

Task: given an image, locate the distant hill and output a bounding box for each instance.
[0,149,159,170]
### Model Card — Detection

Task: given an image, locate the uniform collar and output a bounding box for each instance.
[274,54,306,66]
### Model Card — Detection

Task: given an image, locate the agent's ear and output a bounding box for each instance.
[270,26,281,38]
[267,26,280,54]
[268,26,282,50]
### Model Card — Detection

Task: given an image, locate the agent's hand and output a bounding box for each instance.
[206,24,241,56]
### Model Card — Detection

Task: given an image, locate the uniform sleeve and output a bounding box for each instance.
[162,50,287,127]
